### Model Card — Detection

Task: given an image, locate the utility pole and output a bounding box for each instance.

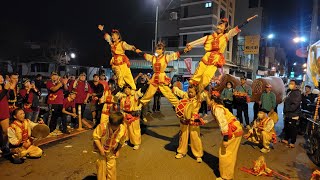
[155,4,159,47]
[310,0,318,45]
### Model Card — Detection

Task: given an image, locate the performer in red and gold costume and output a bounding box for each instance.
[208,91,243,180]
[93,112,127,180]
[8,108,43,161]
[99,79,119,124]
[116,84,143,150]
[98,25,138,90]
[244,110,276,153]
[187,15,258,92]
[172,85,207,163]
[136,41,191,106]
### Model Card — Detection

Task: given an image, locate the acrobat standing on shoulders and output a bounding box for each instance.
[98,25,138,90]
[136,41,191,107]
[186,15,258,92]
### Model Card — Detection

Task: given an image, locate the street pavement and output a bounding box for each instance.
[0,99,317,180]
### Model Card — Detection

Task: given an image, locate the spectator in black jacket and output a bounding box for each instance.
[89,74,104,127]
[135,73,150,122]
[300,85,316,134]
[282,80,301,148]
[34,74,46,91]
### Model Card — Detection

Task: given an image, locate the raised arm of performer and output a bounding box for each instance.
[187,15,258,48]
[136,46,191,60]
[98,24,137,52]
[135,42,191,108]
[98,25,112,45]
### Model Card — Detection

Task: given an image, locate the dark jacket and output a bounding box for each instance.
[284,89,302,118]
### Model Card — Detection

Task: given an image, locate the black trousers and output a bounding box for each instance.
[236,103,249,125]
[153,93,161,111]
[48,104,63,132]
[223,101,233,113]
[253,102,260,120]
[95,104,103,126]
[284,117,298,144]
[199,101,208,115]
[298,117,308,134]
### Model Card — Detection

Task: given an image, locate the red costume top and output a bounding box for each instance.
[69,80,91,104]
[63,97,76,110]
[46,80,64,105]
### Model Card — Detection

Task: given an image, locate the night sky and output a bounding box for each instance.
[0,0,314,67]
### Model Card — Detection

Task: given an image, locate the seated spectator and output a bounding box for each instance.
[62,91,78,133]
[8,108,43,163]
[243,110,276,153]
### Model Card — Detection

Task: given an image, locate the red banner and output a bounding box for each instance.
[184,58,192,74]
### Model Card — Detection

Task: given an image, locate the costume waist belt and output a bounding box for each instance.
[180,114,205,126]
[125,113,139,124]
[124,110,140,116]
[225,119,243,139]
[202,51,225,67]
[153,73,171,85]
[112,54,130,67]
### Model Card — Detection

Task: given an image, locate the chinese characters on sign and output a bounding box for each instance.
[244,35,260,54]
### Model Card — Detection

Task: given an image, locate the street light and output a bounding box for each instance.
[302,63,307,68]
[267,34,274,39]
[293,62,297,66]
[154,0,159,48]
[70,53,76,59]
[293,36,307,43]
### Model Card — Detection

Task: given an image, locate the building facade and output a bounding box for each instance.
[158,0,237,77]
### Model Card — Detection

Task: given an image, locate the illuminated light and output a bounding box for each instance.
[271,67,276,71]
[70,53,76,59]
[293,36,307,43]
[300,37,306,42]
[267,34,274,39]
[293,37,300,43]
[293,62,297,66]
[302,63,307,68]
[303,69,307,72]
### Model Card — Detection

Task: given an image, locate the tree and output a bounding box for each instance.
[45,32,72,70]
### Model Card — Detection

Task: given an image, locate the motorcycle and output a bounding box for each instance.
[302,101,320,166]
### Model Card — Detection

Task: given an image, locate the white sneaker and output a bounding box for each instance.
[133,145,140,150]
[196,157,202,163]
[175,153,185,159]
[143,118,148,122]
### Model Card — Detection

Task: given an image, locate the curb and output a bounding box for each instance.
[35,129,90,147]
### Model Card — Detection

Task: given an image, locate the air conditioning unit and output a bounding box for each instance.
[170,12,178,20]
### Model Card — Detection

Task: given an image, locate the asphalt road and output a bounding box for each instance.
[0,100,317,180]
